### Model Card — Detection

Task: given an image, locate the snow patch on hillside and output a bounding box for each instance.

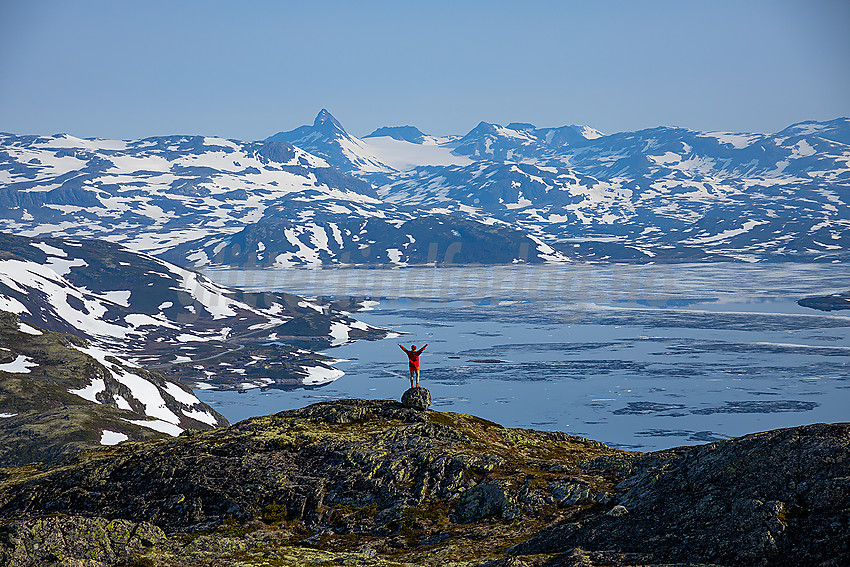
[69,377,106,403]
[66,342,219,430]
[700,132,762,149]
[17,321,43,335]
[100,430,129,445]
[0,354,38,374]
[125,418,183,436]
[302,365,344,386]
[683,220,768,245]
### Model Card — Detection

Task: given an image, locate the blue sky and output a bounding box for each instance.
[1,0,848,140]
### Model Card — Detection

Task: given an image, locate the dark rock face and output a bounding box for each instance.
[401,386,432,410]
[512,422,850,566]
[364,125,426,143]
[454,479,521,523]
[206,213,544,267]
[0,399,846,566]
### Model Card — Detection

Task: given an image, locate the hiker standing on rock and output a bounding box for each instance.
[399,343,428,388]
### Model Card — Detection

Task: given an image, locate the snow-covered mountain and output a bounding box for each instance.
[0,233,385,390]
[353,114,850,262]
[0,124,542,266]
[1,110,848,264]
[0,131,380,259]
[450,120,604,162]
[266,109,470,175]
[266,108,395,174]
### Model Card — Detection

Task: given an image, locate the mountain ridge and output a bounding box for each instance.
[0,310,227,467]
[0,233,386,390]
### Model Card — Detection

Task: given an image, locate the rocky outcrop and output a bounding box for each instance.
[0,399,846,566]
[0,399,620,565]
[511,422,850,566]
[798,290,850,311]
[0,400,613,535]
[401,386,432,410]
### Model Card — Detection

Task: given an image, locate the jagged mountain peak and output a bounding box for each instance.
[454,121,526,146]
[468,120,499,134]
[265,110,394,174]
[312,108,348,137]
[576,124,604,140]
[267,108,352,143]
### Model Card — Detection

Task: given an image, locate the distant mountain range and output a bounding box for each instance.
[1,111,848,265]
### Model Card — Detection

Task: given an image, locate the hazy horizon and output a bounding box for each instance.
[2,107,849,143]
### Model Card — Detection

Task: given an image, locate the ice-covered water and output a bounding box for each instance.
[199,263,850,450]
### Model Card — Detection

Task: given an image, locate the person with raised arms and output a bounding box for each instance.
[398,343,428,388]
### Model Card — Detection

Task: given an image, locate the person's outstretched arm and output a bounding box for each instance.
[417,344,429,354]
[398,343,408,353]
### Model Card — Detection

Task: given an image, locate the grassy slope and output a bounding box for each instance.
[0,311,227,468]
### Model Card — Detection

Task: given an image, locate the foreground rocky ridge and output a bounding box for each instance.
[0,399,847,566]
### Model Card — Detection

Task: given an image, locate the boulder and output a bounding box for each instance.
[454,480,520,523]
[401,387,432,410]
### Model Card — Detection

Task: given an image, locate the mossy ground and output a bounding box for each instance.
[0,399,630,566]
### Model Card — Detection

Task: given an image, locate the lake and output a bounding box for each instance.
[199,263,850,450]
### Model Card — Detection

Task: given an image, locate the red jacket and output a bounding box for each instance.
[399,344,427,370]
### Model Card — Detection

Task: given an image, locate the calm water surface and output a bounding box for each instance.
[199,263,850,450]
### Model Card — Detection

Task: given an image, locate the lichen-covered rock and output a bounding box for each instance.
[455,480,521,523]
[0,515,164,567]
[401,386,432,410]
[0,399,617,565]
[547,480,593,506]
